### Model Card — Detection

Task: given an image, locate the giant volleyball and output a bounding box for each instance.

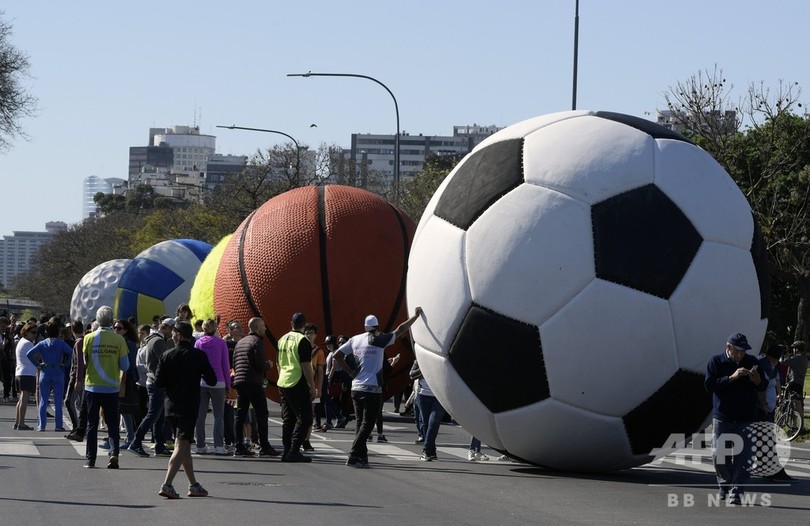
[114,239,213,324]
[214,185,415,401]
[70,259,132,326]
[406,110,769,472]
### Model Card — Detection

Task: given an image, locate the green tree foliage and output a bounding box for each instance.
[399,154,459,223]
[11,212,144,313]
[0,13,37,151]
[130,203,234,254]
[94,183,173,216]
[666,66,810,343]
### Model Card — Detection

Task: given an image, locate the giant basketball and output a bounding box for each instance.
[214,185,415,401]
[407,110,769,472]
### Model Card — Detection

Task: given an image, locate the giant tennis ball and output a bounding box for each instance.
[215,185,415,401]
[189,234,232,324]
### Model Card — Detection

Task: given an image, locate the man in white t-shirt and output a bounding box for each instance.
[333,307,422,468]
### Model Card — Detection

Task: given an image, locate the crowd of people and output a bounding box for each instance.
[0,302,452,498]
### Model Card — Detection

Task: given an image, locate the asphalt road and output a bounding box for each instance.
[1,398,808,525]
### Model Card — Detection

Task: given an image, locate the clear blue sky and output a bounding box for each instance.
[1,0,807,237]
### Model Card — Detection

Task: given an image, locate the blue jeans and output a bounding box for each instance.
[131,383,165,452]
[470,436,482,452]
[712,418,754,496]
[38,373,65,430]
[415,394,445,455]
[85,391,120,461]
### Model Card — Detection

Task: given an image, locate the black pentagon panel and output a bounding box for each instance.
[434,139,524,230]
[622,369,711,455]
[448,304,549,413]
[751,216,770,320]
[592,184,703,299]
[593,111,692,143]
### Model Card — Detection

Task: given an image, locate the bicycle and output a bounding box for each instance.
[774,384,804,441]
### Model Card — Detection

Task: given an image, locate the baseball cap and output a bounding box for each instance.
[727,333,751,351]
[160,317,176,328]
[364,314,379,331]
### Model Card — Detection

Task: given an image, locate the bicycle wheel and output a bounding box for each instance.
[776,409,803,441]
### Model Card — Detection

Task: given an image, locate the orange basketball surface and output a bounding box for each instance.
[214,185,416,401]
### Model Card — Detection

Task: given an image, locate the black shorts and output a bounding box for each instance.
[166,416,196,441]
[16,375,35,393]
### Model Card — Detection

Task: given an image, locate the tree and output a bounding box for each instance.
[399,154,460,223]
[94,183,173,216]
[0,13,36,151]
[12,212,144,313]
[665,66,810,343]
[130,203,234,254]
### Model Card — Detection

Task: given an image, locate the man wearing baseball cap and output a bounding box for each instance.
[705,333,766,505]
[333,307,423,469]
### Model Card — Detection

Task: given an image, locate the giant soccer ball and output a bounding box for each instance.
[70,259,131,326]
[114,239,213,324]
[407,110,769,472]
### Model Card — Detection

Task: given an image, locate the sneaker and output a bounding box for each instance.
[376,435,388,443]
[259,447,282,457]
[302,440,315,452]
[107,456,119,469]
[420,452,437,461]
[414,436,424,444]
[729,494,742,506]
[335,417,349,429]
[83,459,96,469]
[36,428,45,432]
[99,439,111,450]
[159,484,180,499]
[468,450,477,461]
[195,445,212,455]
[233,446,255,457]
[16,423,33,431]
[54,427,65,432]
[282,451,312,463]
[474,452,489,461]
[188,483,208,497]
[155,450,172,457]
[497,455,511,461]
[213,446,229,456]
[129,446,150,458]
[346,457,369,469]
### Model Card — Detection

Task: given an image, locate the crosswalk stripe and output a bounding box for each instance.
[0,439,40,456]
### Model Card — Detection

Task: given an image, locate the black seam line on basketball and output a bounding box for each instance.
[317,186,333,336]
[237,209,277,348]
[383,203,411,332]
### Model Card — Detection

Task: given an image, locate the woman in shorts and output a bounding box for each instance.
[14,321,39,430]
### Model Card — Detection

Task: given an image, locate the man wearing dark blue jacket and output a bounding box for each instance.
[705,333,766,505]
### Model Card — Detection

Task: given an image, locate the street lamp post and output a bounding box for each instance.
[572,0,580,110]
[216,125,301,177]
[287,71,400,204]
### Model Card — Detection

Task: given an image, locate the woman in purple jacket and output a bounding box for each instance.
[194,319,231,455]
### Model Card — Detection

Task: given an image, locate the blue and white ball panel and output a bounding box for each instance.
[70,259,131,326]
[494,399,636,471]
[466,185,594,327]
[522,115,655,205]
[540,279,678,417]
[414,344,505,450]
[407,216,471,356]
[670,242,766,372]
[118,257,186,301]
[654,140,754,249]
[134,239,212,282]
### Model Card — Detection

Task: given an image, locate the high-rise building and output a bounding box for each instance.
[82,176,126,219]
[0,222,67,287]
[347,124,502,181]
